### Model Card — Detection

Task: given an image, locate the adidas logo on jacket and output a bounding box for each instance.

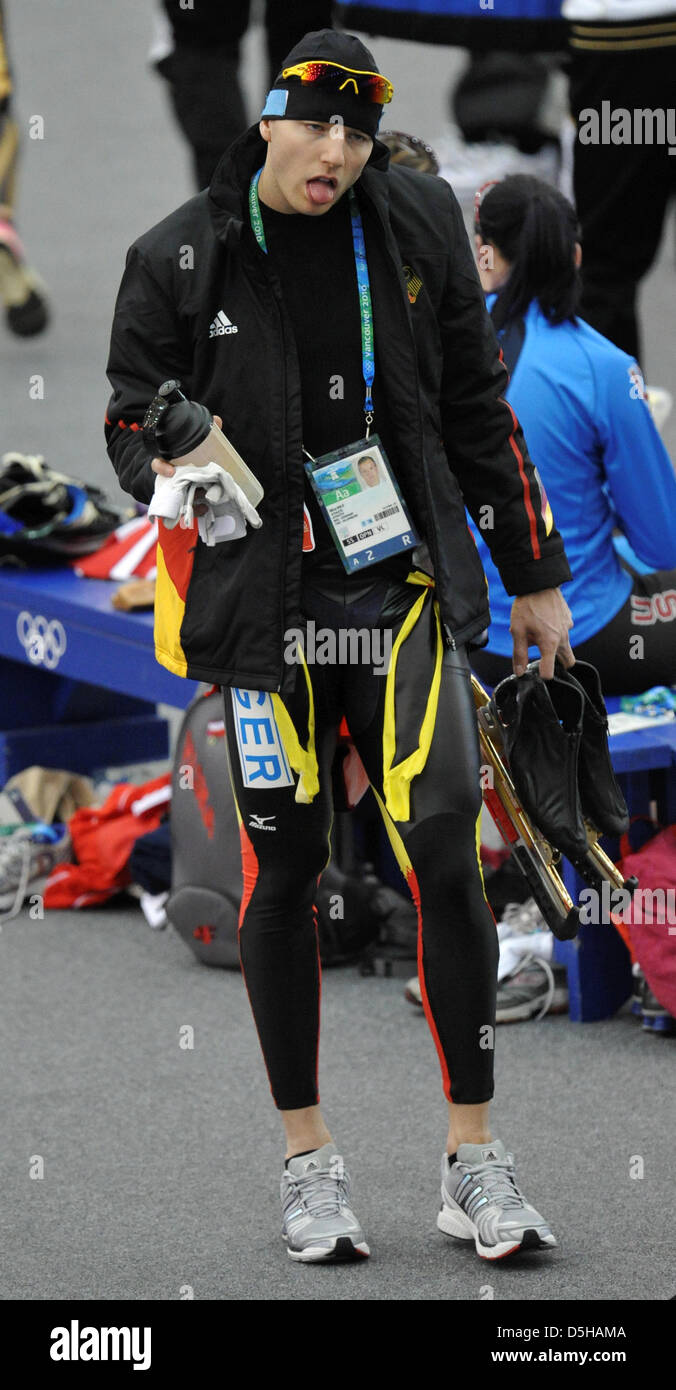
[209,309,238,337]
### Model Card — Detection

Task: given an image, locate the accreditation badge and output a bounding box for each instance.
[304,434,419,574]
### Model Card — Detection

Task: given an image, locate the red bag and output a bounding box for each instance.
[44,774,171,908]
[619,823,676,1017]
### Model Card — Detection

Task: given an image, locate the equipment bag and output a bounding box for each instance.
[166,687,242,968]
[166,688,418,969]
[618,822,676,1018]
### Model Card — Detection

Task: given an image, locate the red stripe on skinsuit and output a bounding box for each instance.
[371,787,454,1099]
[406,864,453,1101]
[504,398,540,561]
[236,816,284,1104]
[238,821,259,929]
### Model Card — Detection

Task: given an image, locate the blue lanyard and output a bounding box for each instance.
[249,167,375,435]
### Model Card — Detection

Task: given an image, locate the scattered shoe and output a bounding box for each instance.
[405,949,568,1022]
[499,897,547,935]
[0,822,71,919]
[438,1140,557,1260]
[0,218,49,336]
[630,961,644,1017]
[634,968,676,1034]
[0,782,42,837]
[496,955,568,1023]
[642,1009,675,1036]
[280,1142,370,1263]
[404,974,423,1007]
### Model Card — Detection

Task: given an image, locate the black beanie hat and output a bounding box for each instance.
[260,28,391,141]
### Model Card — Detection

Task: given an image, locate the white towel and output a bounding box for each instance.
[148,463,262,547]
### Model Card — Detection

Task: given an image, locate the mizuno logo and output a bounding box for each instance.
[209,309,238,337]
[249,814,276,831]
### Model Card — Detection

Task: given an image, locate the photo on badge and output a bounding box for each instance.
[354,452,383,491]
[304,434,419,574]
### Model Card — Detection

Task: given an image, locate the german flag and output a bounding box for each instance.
[154,518,197,678]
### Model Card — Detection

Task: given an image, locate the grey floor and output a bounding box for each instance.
[3,902,676,1302]
[1,1,675,1303]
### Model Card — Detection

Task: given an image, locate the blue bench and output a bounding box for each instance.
[0,567,199,781]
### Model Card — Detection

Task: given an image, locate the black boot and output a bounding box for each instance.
[551,660,629,837]
[492,669,589,862]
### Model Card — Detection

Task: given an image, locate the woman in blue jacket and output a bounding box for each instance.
[469,174,676,694]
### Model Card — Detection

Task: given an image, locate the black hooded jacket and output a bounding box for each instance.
[105,124,571,689]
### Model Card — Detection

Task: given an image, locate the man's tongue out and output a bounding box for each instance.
[306,177,335,206]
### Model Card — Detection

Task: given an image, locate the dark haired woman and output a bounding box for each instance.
[469,174,676,695]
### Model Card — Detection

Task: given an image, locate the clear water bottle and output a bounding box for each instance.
[142,380,263,505]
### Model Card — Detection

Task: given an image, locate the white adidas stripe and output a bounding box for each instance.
[210,309,232,330]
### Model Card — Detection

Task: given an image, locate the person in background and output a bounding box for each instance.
[469,174,676,695]
[0,0,49,335]
[563,0,676,365]
[152,0,333,189]
[336,0,568,200]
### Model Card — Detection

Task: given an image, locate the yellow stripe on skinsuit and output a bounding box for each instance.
[270,648,319,805]
[374,759,490,906]
[475,802,489,901]
[154,542,188,678]
[382,575,443,823]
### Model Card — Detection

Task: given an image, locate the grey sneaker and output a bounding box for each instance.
[406,959,568,1020]
[496,956,568,1023]
[0,822,70,918]
[280,1142,370,1263]
[438,1140,557,1260]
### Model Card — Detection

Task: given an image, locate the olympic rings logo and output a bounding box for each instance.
[16,611,67,669]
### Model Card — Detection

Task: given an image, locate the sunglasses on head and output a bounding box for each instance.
[281,60,394,105]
